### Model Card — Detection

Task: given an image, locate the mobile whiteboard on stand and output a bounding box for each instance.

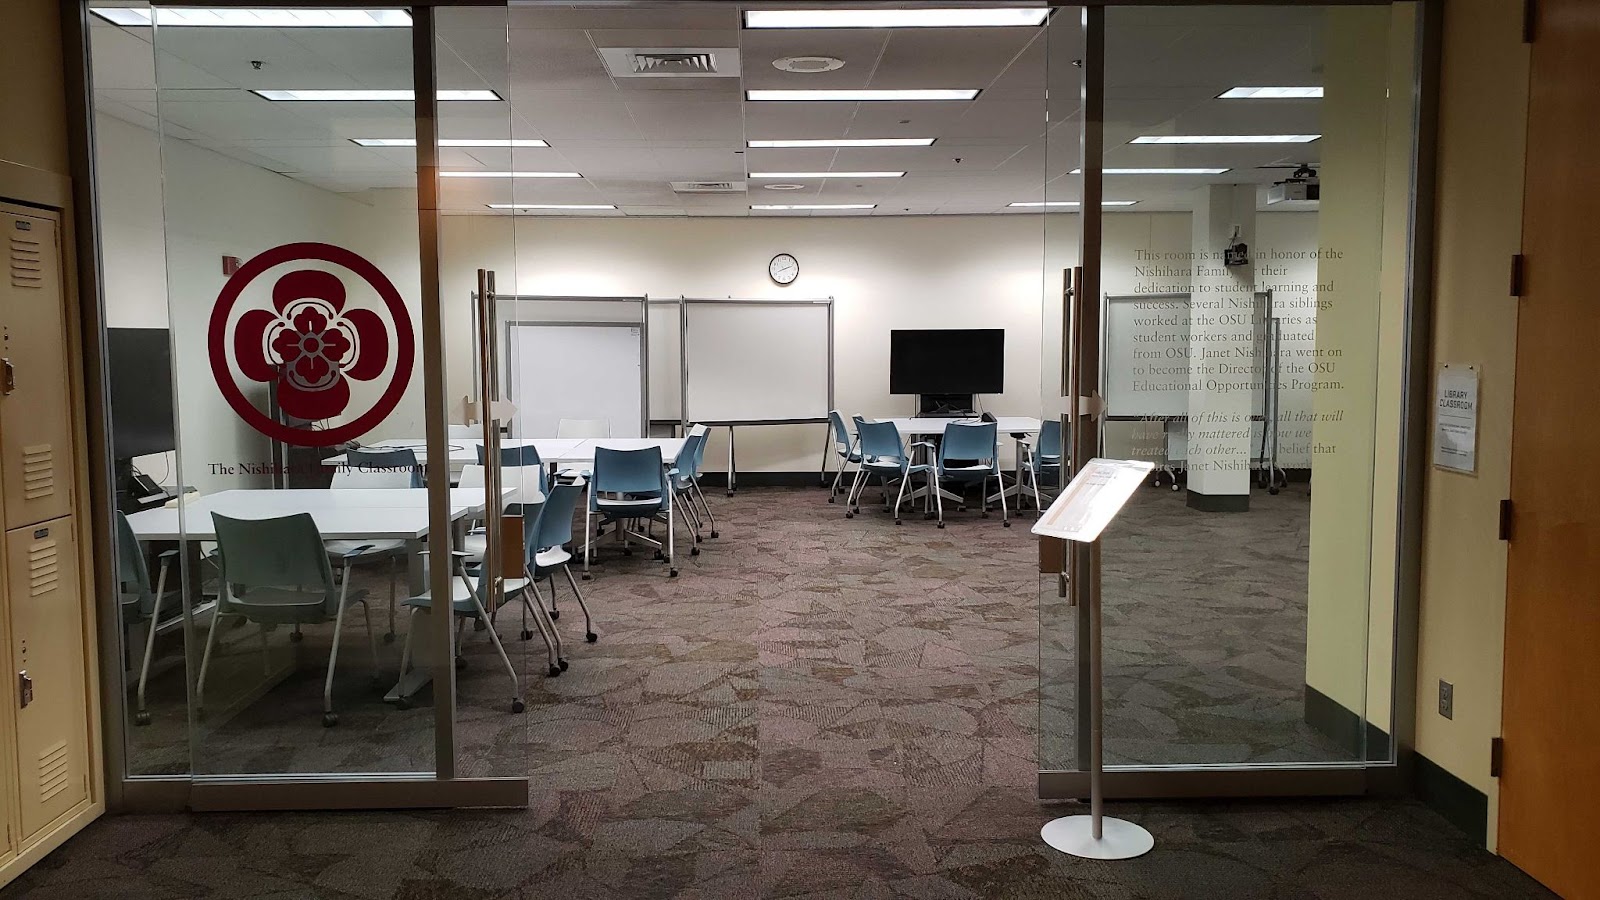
[679,297,834,493]
[1033,457,1157,860]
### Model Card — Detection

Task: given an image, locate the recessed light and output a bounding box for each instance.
[772,56,847,74]
[763,184,809,191]
[91,7,411,27]
[1218,87,1324,99]
[750,172,905,179]
[440,171,581,178]
[1009,201,1139,207]
[744,9,1048,29]
[254,89,500,102]
[354,138,549,147]
[1130,134,1320,144]
[746,89,979,102]
[752,204,876,210]
[487,204,615,210]
[747,138,937,148]
[1070,167,1231,175]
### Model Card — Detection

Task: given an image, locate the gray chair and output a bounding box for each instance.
[200,512,381,727]
[395,544,528,711]
[116,511,178,726]
[346,446,423,488]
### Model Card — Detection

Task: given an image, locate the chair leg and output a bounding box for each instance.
[361,599,381,679]
[997,471,1010,526]
[134,559,170,725]
[466,590,523,713]
[324,591,352,726]
[829,460,846,501]
[524,575,566,675]
[196,607,225,714]
[892,469,911,524]
[396,607,420,684]
[845,465,866,512]
[562,564,597,643]
[934,470,946,527]
[667,502,678,577]
[385,556,398,643]
[692,479,719,536]
[582,504,594,580]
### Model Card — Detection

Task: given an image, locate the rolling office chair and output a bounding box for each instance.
[395,533,529,709]
[201,513,381,728]
[667,430,709,551]
[117,511,178,726]
[1023,419,1065,513]
[934,420,1009,527]
[522,483,598,643]
[846,419,936,525]
[583,445,678,578]
[685,423,718,539]
[826,410,862,503]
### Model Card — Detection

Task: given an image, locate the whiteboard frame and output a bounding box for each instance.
[487,294,649,437]
[678,297,835,428]
[1100,290,1273,422]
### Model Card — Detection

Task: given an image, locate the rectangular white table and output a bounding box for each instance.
[863,416,1044,505]
[324,437,690,472]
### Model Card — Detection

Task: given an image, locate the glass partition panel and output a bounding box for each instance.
[1089,3,1416,768]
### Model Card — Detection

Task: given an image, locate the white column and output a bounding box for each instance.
[1185,184,1257,511]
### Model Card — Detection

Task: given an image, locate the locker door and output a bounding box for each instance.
[6,516,88,839]
[0,212,75,529]
[0,551,13,866]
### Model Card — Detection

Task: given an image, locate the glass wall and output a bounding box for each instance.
[1041,3,1417,777]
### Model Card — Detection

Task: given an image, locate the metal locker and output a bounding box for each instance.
[0,211,75,530]
[5,516,88,840]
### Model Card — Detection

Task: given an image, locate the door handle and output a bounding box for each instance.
[2,357,14,395]
[18,670,33,708]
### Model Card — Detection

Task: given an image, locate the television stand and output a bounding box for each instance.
[916,393,976,417]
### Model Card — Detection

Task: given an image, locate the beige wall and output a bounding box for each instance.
[0,0,69,181]
[1414,0,1531,851]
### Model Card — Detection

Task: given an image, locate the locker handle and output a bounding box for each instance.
[2,357,13,395]
[18,670,32,709]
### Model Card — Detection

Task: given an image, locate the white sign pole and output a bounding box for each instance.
[1035,458,1156,860]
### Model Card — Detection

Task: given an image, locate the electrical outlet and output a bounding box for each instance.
[1439,680,1454,720]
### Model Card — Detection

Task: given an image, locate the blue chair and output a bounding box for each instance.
[200,512,380,727]
[846,420,935,525]
[522,483,598,644]
[686,423,718,538]
[117,512,178,726]
[935,421,1009,528]
[667,431,708,551]
[1024,419,1065,513]
[347,446,422,488]
[583,445,678,578]
[476,442,548,496]
[826,410,861,503]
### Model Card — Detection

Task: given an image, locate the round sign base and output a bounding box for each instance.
[1040,815,1154,860]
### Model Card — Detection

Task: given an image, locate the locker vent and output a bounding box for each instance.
[9,234,43,289]
[22,444,56,501]
[38,741,70,804]
[27,535,60,597]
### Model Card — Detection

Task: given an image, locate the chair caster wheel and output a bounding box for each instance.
[582,572,593,581]
[558,658,569,672]
[1269,487,1280,495]
[828,496,836,503]
[937,522,946,529]
[670,568,680,577]
[549,609,560,620]
[654,550,665,561]
[845,512,854,519]
[383,632,396,644]
[895,519,903,525]
[691,546,701,556]
[512,699,525,713]
[1003,520,1012,528]
[711,531,719,539]
[323,713,339,728]
[520,629,534,641]
[548,665,562,677]
[133,710,151,726]
[290,631,304,643]
[586,632,598,643]
[695,534,704,543]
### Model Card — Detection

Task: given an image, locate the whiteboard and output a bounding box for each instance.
[683,300,831,424]
[505,323,644,438]
[1102,292,1267,419]
[647,300,682,422]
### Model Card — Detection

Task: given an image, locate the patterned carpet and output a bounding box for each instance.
[18,485,1552,898]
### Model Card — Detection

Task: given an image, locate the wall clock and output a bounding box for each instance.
[768,253,799,285]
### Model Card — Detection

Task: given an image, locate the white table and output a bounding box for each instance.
[864,416,1044,506]
[323,438,591,471]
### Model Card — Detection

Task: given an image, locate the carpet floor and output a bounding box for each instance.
[20,486,1550,898]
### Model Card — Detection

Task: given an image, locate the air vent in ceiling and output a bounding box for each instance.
[598,47,741,78]
[671,181,746,194]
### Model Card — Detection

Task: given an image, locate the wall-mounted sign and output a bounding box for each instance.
[1433,363,1479,474]
[208,241,414,447]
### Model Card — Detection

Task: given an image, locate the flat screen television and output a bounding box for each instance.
[889,329,1005,395]
[108,328,177,459]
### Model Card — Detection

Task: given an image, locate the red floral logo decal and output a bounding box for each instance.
[209,242,413,447]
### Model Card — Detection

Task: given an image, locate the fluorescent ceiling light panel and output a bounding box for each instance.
[488,204,615,210]
[1009,201,1139,207]
[747,138,936,148]
[253,89,500,101]
[1071,167,1230,175]
[91,7,411,27]
[440,171,581,178]
[1218,86,1324,99]
[750,171,905,179]
[744,9,1048,29]
[1131,134,1320,144]
[746,89,979,102]
[353,138,548,147]
[752,204,876,210]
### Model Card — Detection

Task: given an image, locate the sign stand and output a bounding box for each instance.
[1033,458,1157,861]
